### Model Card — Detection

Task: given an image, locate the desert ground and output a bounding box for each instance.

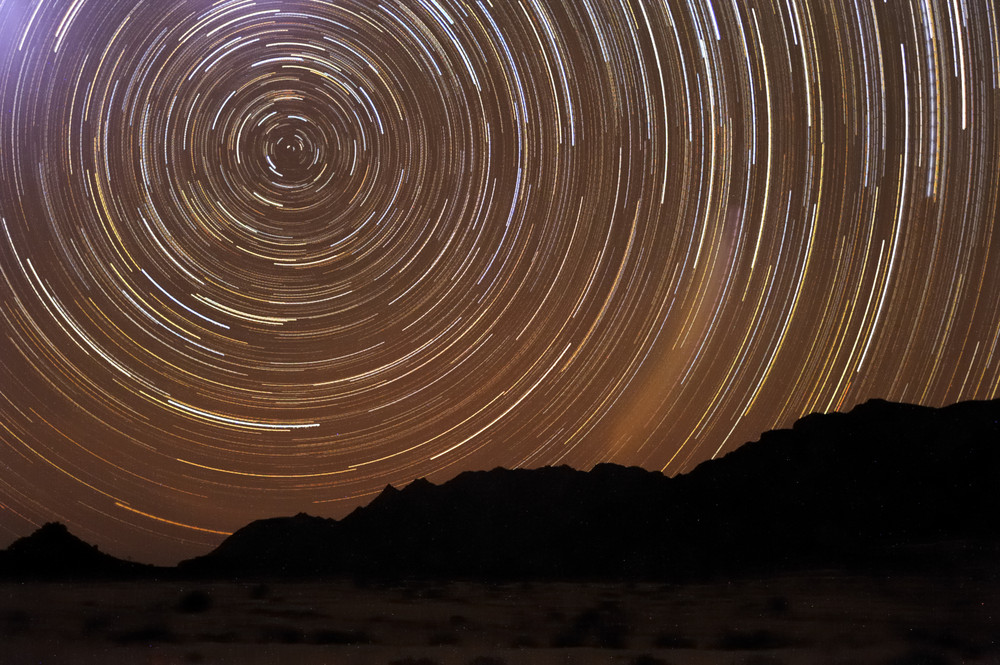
[2,570,997,665]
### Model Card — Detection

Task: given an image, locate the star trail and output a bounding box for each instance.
[1,0,999,563]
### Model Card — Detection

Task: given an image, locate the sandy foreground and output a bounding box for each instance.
[1,571,997,665]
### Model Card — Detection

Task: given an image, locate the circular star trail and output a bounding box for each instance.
[1,0,999,563]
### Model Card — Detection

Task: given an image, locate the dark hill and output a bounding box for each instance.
[0,522,158,579]
[194,512,339,576]
[177,398,1000,580]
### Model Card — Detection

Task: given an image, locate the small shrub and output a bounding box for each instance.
[112,623,178,644]
[310,629,371,645]
[885,650,952,665]
[552,601,628,649]
[766,595,790,614]
[428,630,462,645]
[249,584,271,600]
[81,615,111,637]
[628,656,673,665]
[257,624,304,644]
[406,585,447,600]
[466,658,507,665]
[902,626,965,650]
[715,629,792,650]
[195,631,238,643]
[739,656,790,665]
[177,589,213,613]
[2,610,30,636]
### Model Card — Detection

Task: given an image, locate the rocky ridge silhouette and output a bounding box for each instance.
[3,398,998,580]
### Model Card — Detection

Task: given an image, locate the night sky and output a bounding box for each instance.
[1,0,998,565]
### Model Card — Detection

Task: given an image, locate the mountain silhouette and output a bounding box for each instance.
[0,522,157,579]
[3,398,998,580]
[192,512,340,577]
[178,398,1000,580]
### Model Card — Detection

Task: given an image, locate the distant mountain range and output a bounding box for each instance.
[3,398,998,580]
